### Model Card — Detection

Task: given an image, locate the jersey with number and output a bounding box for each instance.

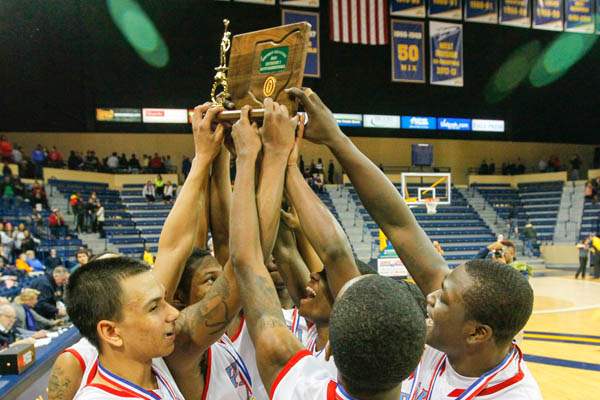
[282,307,310,346]
[74,357,184,400]
[201,336,263,400]
[63,337,99,391]
[400,345,542,400]
[270,349,341,400]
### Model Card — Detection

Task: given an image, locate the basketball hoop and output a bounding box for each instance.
[425,197,439,215]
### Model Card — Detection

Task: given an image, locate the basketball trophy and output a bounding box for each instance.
[210,19,311,121]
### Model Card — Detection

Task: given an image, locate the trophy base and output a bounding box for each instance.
[217,109,265,122]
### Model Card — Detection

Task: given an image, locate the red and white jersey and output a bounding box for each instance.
[282,307,310,346]
[74,357,184,400]
[313,343,338,378]
[400,345,542,400]
[201,336,263,400]
[270,349,341,400]
[63,338,99,392]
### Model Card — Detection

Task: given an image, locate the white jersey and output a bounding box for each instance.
[63,337,99,391]
[270,349,341,400]
[202,336,263,400]
[400,345,542,400]
[74,357,184,400]
[228,309,311,400]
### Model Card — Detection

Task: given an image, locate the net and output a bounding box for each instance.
[425,197,439,215]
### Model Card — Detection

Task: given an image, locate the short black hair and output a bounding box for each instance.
[66,256,151,349]
[330,275,426,394]
[177,248,214,304]
[463,259,534,344]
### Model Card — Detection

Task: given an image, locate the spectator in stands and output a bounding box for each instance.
[488,159,496,174]
[538,158,548,172]
[48,208,65,238]
[523,221,538,257]
[0,304,20,349]
[72,194,85,233]
[154,174,165,198]
[45,248,63,272]
[149,152,163,172]
[181,156,191,179]
[476,239,533,277]
[29,266,69,319]
[85,192,99,232]
[164,155,173,171]
[585,180,595,202]
[21,231,41,253]
[129,153,141,171]
[2,162,11,176]
[0,135,13,162]
[12,145,22,164]
[12,176,25,206]
[548,155,562,172]
[11,223,26,255]
[83,150,100,171]
[25,250,45,272]
[71,249,90,272]
[143,180,156,202]
[311,172,324,193]
[570,154,582,180]
[31,180,48,209]
[15,253,31,273]
[12,288,60,332]
[67,150,82,170]
[516,158,526,175]
[0,175,15,207]
[1,223,14,262]
[433,240,445,256]
[575,237,590,279]
[163,181,174,203]
[47,146,64,167]
[106,152,119,170]
[0,275,20,300]
[478,159,488,175]
[328,159,335,184]
[507,203,518,239]
[141,154,150,169]
[31,144,46,178]
[118,153,128,169]
[143,245,154,266]
[96,202,105,238]
[309,159,316,174]
[315,157,324,173]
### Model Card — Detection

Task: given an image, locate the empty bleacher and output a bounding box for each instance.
[580,198,600,239]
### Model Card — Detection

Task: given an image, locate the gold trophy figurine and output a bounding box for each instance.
[210,19,234,109]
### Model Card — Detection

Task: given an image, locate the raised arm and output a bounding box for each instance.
[287,88,449,296]
[272,221,310,306]
[285,164,359,298]
[256,98,298,261]
[209,145,232,266]
[281,206,324,274]
[230,105,303,391]
[153,103,224,301]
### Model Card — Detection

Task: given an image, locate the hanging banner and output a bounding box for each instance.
[465,0,499,23]
[280,0,319,7]
[282,9,320,77]
[533,0,564,30]
[428,0,462,20]
[565,0,594,32]
[391,20,425,83]
[390,0,426,17]
[499,0,531,26]
[429,21,463,87]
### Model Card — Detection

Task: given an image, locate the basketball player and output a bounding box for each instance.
[228,101,427,399]
[287,87,543,399]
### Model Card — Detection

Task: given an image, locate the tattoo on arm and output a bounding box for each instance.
[47,365,73,400]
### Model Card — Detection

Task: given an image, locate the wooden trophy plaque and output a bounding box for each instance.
[213,22,311,121]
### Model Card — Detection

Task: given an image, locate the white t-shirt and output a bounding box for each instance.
[270,349,340,400]
[63,337,99,392]
[400,345,542,400]
[74,357,184,400]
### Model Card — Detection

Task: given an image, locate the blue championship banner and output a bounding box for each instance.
[428,0,462,20]
[429,21,463,87]
[465,0,499,23]
[565,0,594,32]
[533,0,564,30]
[391,20,425,83]
[282,9,320,77]
[280,0,320,7]
[499,0,531,26]
[390,0,426,17]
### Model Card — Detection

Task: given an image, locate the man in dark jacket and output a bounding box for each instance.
[28,266,69,319]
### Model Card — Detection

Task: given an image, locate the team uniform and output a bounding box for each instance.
[270,349,342,400]
[400,344,542,400]
[74,357,184,400]
[305,324,338,377]
[62,338,99,391]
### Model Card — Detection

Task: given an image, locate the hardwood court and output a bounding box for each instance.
[521,275,600,399]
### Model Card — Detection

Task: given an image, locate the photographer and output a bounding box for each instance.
[476,239,533,277]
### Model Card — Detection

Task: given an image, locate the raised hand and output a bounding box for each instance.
[191,103,225,161]
[260,97,298,156]
[231,105,261,159]
[285,87,342,146]
[287,113,305,167]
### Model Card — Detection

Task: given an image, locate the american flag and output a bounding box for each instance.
[330,0,389,45]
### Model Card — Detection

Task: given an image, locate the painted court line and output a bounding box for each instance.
[524,354,600,372]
